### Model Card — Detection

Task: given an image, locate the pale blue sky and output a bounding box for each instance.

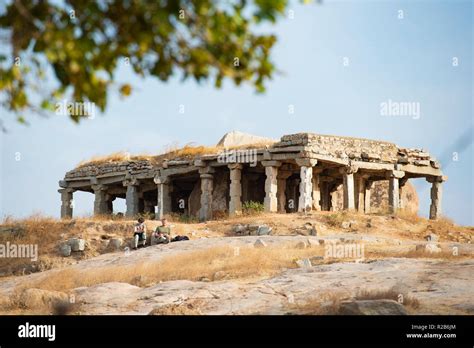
[1,0,472,225]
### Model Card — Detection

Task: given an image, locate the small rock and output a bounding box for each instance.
[257,225,272,236]
[295,241,308,249]
[309,227,318,236]
[425,243,442,253]
[341,221,351,229]
[213,271,228,281]
[59,244,71,257]
[425,233,438,242]
[248,224,260,232]
[303,222,313,230]
[107,238,122,250]
[232,224,247,235]
[296,258,312,268]
[199,277,211,282]
[415,244,424,252]
[254,239,267,248]
[68,238,85,252]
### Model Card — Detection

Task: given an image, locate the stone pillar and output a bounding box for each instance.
[123,178,140,218]
[296,159,317,212]
[320,180,330,211]
[262,161,281,213]
[228,164,243,217]
[154,175,171,220]
[59,188,74,219]
[364,180,373,214]
[427,176,446,220]
[341,166,357,210]
[387,170,405,214]
[92,184,109,216]
[312,169,322,211]
[277,170,292,213]
[330,189,339,211]
[199,167,215,221]
[106,195,115,214]
[355,175,366,213]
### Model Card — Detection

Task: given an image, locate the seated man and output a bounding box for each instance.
[132,217,147,249]
[151,218,171,245]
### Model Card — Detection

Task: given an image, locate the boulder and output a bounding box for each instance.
[338,300,408,315]
[257,225,272,236]
[68,238,85,252]
[216,130,275,148]
[59,243,71,257]
[296,258,312,268]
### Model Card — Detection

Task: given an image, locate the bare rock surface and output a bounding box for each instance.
[1,235,472,315]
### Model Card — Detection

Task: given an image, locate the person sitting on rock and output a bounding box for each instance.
[151,218,171,245]
[133,217,147,249]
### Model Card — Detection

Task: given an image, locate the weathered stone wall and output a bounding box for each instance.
[275,133,438,168]
[66,160,154,179]
[332,181,419,213]
[212,171,229,214]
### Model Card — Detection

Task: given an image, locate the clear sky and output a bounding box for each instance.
[1,0,472,225]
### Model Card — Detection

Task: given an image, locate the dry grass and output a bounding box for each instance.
[286,287,420,315]
[287,292,346,315]
[17,244,324,293]
[75,140,276,168]
[355,287,420,309]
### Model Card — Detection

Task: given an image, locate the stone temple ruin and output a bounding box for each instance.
[59,132,446,221]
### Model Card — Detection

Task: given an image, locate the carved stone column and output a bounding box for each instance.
[59,188,74,219]
[262,161,281,213]
[228,164,243,217]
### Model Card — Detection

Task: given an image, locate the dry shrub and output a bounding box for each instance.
[148,300,204,315]
[20,244,324,292]
[355,287,420,309]
[287,292,345,315]
[395,209,424,224]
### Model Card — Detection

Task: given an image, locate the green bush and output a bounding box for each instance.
[242,201,264,215]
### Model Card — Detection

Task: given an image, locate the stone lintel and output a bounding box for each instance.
[199,166,216,175]
[386,170,405,179]
[261,160,282,167]
[295,158,317,167]
[228,163,243,170]
[91,184,107,192]
[123,177,139,187]
[194,159,206,167]
[90,177,99,185]
[153,175,170,185]
[58,188,75,194]
[426,175,448,183]
[339,165,358,175]
[58,180,69,188]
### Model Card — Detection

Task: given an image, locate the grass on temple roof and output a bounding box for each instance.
[74,141,276,169]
